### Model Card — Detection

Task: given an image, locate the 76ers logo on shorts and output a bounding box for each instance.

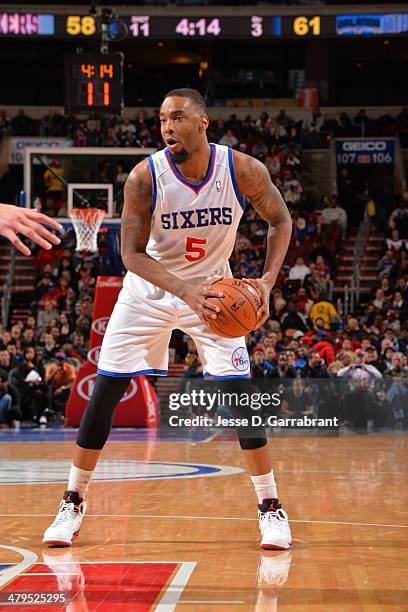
[231,347,249,372]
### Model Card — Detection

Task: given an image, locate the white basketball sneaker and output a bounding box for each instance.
[43,491,87,547]
[258,498,292,550]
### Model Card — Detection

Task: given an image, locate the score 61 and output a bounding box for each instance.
[293,16,321,36]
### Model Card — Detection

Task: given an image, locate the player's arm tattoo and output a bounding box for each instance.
[234,151,292,288]
[121,161,152,261]
[235,154,291,227]
[120,160,185,298]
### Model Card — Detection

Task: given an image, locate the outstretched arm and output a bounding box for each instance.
[121,160,223,323]
[233,150,292,326]
[0,204,62,255]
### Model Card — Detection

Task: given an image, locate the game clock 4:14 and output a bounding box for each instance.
[64,53,123,114]
[173,17,264,37]
[176,18,221,36]
[128,16,266,38]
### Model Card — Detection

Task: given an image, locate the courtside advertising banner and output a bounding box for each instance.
[8,136,72,164]
[65,276,159,427]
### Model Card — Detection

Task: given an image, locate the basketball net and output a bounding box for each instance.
[69,208,106,252]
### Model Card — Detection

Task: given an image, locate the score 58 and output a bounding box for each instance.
[66,15,96,36]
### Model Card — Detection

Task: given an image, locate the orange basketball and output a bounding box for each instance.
[204,278,262,338]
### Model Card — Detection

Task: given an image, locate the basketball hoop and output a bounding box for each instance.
[69,208,106,252]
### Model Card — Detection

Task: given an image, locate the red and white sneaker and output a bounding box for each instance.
[258,498,292,550]
[43,491,87,547]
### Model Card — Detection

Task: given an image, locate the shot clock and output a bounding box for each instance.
[64,53,123,115]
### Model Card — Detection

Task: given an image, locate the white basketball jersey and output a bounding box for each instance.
[125,143,245,288]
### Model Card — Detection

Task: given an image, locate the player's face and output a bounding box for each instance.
[160,96,208,164]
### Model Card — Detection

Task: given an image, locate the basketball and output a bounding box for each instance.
[204,278,262,338]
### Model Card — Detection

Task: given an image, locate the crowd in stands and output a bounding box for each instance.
[0,248,97,429]
[0,108,408,431]
[301,107,408,148]
[185,111,408,430]
[235,191,408,431]
[1,106,408,149]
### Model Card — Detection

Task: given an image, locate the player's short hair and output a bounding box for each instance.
[164,88,206,114]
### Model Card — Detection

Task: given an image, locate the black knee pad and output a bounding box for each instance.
[211,378,268,450]
[238,435,267,450]
[76,375,131,450]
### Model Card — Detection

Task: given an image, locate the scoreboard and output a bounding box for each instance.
[0,12,407,39]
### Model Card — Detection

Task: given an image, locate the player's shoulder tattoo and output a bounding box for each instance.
[123,159,152,210]
[233,150,291,226]
[234,152,270,197]
[121,159,152,255]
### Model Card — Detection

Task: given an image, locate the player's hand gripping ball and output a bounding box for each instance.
[203,278,262,338]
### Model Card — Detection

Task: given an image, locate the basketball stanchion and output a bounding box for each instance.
[69,208,106,252]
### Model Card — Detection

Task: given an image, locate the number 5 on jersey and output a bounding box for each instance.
[185,237,207,262]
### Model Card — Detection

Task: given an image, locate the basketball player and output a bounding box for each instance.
[43,89,293,550]
[0,204,62,254]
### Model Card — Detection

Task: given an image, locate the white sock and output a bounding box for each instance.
[250,470,278,503]
[67,465,94,499]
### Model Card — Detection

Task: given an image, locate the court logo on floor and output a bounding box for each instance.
[0,555,195,610]
[0,545,37,588]
[0,460,243,484]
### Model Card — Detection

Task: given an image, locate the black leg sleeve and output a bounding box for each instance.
[76,375,132,450]
[214,378,268,450]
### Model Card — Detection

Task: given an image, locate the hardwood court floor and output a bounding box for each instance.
[0,432,407,611]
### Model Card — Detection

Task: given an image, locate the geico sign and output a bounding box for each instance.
[77,374,138,402]
[87,346,101,366]
[91,316,110,335]
[343,141,387,152]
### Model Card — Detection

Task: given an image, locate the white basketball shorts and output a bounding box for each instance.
[97,275,250,379]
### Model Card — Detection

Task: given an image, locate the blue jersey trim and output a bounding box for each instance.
[227,148,245,211]
[97,368,168,377]
[147,156,157,213]
[203,373,251,380]
[165,143,215,193]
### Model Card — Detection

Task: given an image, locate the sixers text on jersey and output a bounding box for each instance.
[161,207,232,229]
[127,143,245,280]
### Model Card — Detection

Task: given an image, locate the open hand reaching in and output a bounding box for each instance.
[0,204,62,255]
